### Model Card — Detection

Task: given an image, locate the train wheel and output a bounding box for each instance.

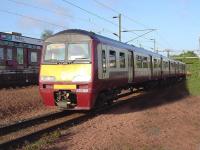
[94,93,106,109]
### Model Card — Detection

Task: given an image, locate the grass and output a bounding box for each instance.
[184,59,200,96]
[22,131,61,150]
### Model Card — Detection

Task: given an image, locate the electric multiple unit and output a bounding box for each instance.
[39,29,186,110]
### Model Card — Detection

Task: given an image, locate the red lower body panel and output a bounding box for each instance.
[39,85,95,110]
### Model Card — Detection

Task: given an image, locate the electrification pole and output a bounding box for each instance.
[150,39,156,53]
[166,49,170,58]
[113,13,122,42]
[119,13,122,42]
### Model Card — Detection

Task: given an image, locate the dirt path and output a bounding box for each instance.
[46,82,200,150]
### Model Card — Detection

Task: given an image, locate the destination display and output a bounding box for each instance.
[0,32,43,46]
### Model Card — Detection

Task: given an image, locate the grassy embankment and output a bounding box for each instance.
[182,58,200,96]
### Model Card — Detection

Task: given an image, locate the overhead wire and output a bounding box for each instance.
[0,9,67,29]
[92,0,173,48]
[92,0,149,28]
[62,0,118,27]
[62,0,151,42]
[6,0,116,36]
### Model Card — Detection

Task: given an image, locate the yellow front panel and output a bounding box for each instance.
[40,64,91,82]
[54,84,76,90]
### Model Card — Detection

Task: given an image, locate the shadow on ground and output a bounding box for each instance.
[109,80,190,114]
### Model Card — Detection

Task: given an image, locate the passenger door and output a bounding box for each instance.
[127,51,133,83]
[98,44,109,79]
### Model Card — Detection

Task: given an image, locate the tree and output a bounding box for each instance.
[179,51,198,57]
[41,29,53,40]
[172,51,198,58]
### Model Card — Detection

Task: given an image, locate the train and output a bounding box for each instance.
[39,29,186,110]
[0,32,42,87]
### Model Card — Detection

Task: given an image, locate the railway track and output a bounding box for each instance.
[0,90,143,150]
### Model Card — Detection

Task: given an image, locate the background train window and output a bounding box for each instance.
[0,48,4,60]
[119,52,125,68]
[7,48,12,60]
[17,48,24,64]
[102,50,106,73]
[136,55,142,68]
[31,52,38,63]
[109,50,116,68]
[143,57,148,68]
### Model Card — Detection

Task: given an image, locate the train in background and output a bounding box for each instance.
[0,32,42,87]
[39,29,186,110]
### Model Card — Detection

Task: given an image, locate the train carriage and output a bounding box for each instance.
[0,32,42,86]
[39,29,186,110]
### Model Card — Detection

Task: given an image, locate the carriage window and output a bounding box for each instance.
[102,50,106,73]
[153,59,158,68]
[17,48,24,64]
[7,48,12,60]
[119,52,125,68]
[143,57,148,68]
[136,55,142,68]
[170,63,173,68]
[158,60,162,68]
[164,61,168,69]
[109,50,116,68]
[0,48,4,60]
[31,52,38,63]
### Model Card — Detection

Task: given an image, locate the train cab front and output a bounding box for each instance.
[39,32,95,110]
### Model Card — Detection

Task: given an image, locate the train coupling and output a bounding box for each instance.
[54,90,77,108]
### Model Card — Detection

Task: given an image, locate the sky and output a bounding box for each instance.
[0,0,200,56]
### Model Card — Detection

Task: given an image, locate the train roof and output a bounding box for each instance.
[52,29,183,63]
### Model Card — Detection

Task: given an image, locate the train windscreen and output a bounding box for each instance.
[43,43,91,64]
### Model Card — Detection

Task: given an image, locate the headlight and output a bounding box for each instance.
[40,76,56,82]
[72,75,91,82]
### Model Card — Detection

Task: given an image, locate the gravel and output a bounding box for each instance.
[0,86,56,125]
[46,82,200,150]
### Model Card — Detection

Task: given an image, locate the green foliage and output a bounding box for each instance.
[23,131,61,150]
[172,51,200,96]
[171,51,199,62]
[185,59,200,96]
[41,29,54,40]
[179,51,198,57]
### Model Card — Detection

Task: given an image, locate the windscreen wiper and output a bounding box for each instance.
[68,58,90,64]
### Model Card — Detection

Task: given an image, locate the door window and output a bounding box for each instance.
[102,50,106,73]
